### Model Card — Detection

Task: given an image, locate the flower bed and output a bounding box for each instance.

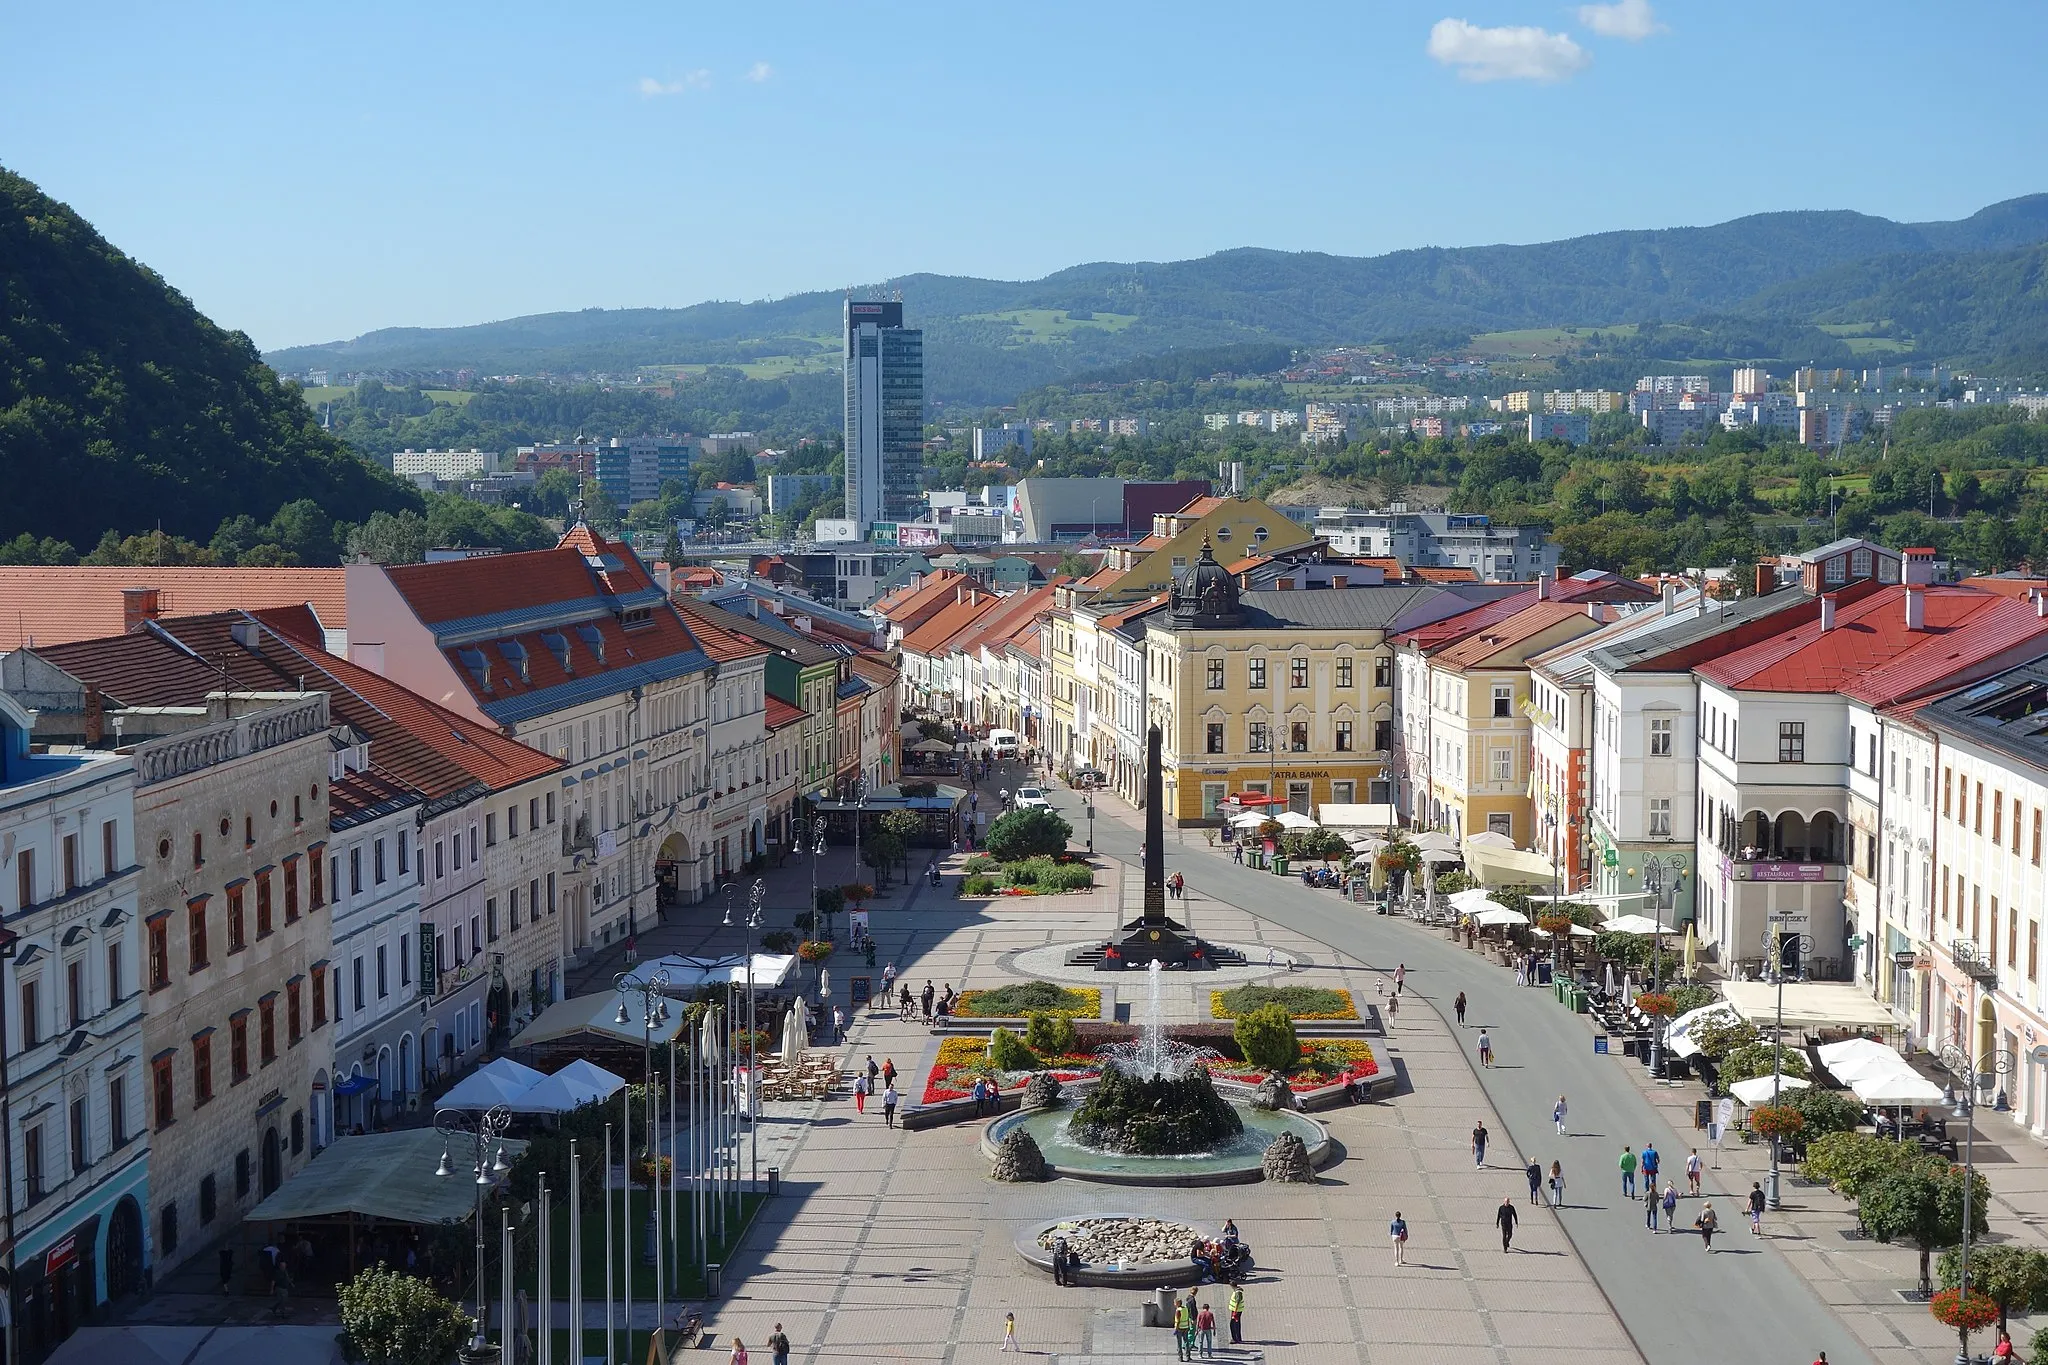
[1209,985,1358,1021]
[953,984,1101,1019]
[957,854,1094,897]
[918,1036,1378,1106]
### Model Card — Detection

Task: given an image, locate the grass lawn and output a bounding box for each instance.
[518,1188,766,1302]
[1466,323,1635,357]
[961,308,1139,341]
[545,1328,654,1362]
[421,388,477,405]
[297,385,353,405]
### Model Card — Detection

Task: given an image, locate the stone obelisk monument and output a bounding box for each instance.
[1141,722,1169,925]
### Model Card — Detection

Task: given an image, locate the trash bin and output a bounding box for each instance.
[1154,1287,1177,1327]
[1537,960,1554,985]
[1273,856,1289,876]
[707,1263,724,1298]
[768,1166,781,1195]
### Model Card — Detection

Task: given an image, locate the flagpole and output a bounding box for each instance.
[537,1172,550,1365]
[603,1123,614,1365]
[570,1141,583,1365]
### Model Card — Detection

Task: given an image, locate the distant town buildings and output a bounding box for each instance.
[391,448,498,480]
[972,423,1034,460]
[1309,507,1559,583]
[765,473,839,514]
[595,437,693,507]
[1527,411,1590,444]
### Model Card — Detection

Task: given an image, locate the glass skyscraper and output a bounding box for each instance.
[843,299,923,530]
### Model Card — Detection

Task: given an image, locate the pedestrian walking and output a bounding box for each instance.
[218,1247,234,1294]
[1526,1159,1543,1204]
[767,1326,791,1365]
[832,1005,846,1043]
[865,1054,880,1085]
[1644,1180,1661,1230]
[1619,1145,1637,1198]
[1472,1120,1488,1167]
[1394,963,1407,994]
[1001,1311,1019,1353]
[1454,991,1467,1026]
[1747,1182,1766,1234]
[1232,843,1244,864]
[969,1076,985,1116]
[882,1083,899,1127]
[1174,1297,1192,1361]
[1197,1302,1216,1358]
[921,981,935,1020]
[728,1339,747,1365]
[1553,1095,1568,1135]
[1686,1149,1703,1196]
[1661,1181,1679,1232]
[1548,1161,1566,1209]
[1515,957,1528,987]
[1228,1285,1244,1344]
[1051,1237,1070,1287]
[882,962,897,997]
[853,1073,868,1114]
[1477,1029,1493,1067]
[1695,1203,1719,1251]
[1497,1196,1519,1251]
[882,1057,896,1089]
[1639,1141,1660,1189]
[625,934,637,966]
[1386,991,1398,1024]
[1389,1211,1409,1265]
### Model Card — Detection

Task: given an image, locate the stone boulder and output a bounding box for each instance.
[1022,1072,1064,1111]
[991,1129,1051,1182]
[1261,1131,1314,1183]
[1244,1076,1292,1112]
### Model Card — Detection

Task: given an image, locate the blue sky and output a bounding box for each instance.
[6,1,2044,351]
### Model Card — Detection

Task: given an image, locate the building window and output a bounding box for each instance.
[287,981,302,1046]
[1994,793,2004,846]
[2034,809,2043,867]
[377,946,389,998]
[153,1055,175,1130]
[110,1075,127,1147]
[1975,783,1984,834]
[1491,747,1513,783]
[227,885,246,953]
[1248,658,1266,689]
[230,1013,249,1084]
[435,841,445,879]
[1375,655,1391,688]
[1205,723,1224,754]
[188,899,209,972]
[1649,799,1672,837]
[509,887,521,932]
[486,813,497,848]
[1374,719,1392,752]
[193,1032,213,1105]
[258,997,277,1065]
[1777,722,1805,763]
[1334,657,1352,689]
[107,942,122,1004]
[1290,721,1309,752]
[487,899,499,943]
[1290,658,1308,689]
[24,1124,44,1202]
[1206,658,1224,690]
[284,859,299,922]
[1249,721,1269,753]
[353,958,365,1012]
[2032,920,2040,982]
[235,1150,251,1198]
[1335,720,1353,752]
[19,978,39,1050]
[70,1096,89,1174]
[67,958,83,1028]
[1493,685,1512,718]
[312,967,326,1026]
[62,832,79,893]
[1943,768,1952,818]
[1650,718,1673,757]
[148,915,170,990]
[200,1174,217,1225]
[309,847,325,908]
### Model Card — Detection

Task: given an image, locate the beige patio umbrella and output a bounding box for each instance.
[1682,924,1698,982]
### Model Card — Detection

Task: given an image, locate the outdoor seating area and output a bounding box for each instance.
[755,1051,843,1103]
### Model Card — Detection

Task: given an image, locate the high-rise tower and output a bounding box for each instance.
[843,298,924,530]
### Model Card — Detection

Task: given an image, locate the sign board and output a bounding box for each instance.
[814,518,860,544]
[1767,912,1812,929]
[1593,1035,1609,1054]
[44,1233,77,1276]
[850,976,871,1005]
[848,909,870,940]
[898,525,941,548]
[420,924,439,998]
[1743,862,1829,882]
[1709,1122,1724,1146]
[596,830,618,859]
[1716,1098,1736,1128]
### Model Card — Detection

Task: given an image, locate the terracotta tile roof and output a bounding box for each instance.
[1358,557,1404,577]
[1397,588,1538,649]
[1172,496,1227,518]
[1410,565,1480,583]
[1959,576,2048,600]
[1696,586,2048,700]
[1430,601,1597,670]
[329,765,423,832]
[1078,566,1123,591]
[902,593,1000,655]
[1097,592,1170,631]
[697,606,841,667]
[36,611,562,800]
[873,570,967,626]
[0,567,346,651]
[764,695,806,729]
[671,598,772,665]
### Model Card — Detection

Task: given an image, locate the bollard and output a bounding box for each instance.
[768,1166,781,1195]
[707,1263,724,1298]
[1154,1286,1176,1326]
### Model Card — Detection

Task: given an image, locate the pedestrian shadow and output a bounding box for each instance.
[1510,1248,1567,1256]
[1711,1247,1762,1255]
[1403,1261,1460,1272]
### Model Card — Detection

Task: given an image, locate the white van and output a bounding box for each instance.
[988,729,1021,760]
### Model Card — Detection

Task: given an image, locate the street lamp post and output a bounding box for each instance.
[433,1104,513,1364]
[1084,799,1095,855]
[724,879,765,1191]
[1646,862,1667,1078]
[850,776,868,902]
[1761,923,1814,1210]
[614,966,671,1338]
[1941,950,2013,1365]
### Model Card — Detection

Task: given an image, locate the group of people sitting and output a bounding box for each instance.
[1188,1219,1253,1284]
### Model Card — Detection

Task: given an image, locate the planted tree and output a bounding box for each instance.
[1234,1003,1302,1073]
[337,1267,473,1365]
[1860,1158,1990,1298]
[1787,1085,1866,1139]
[1937,1243,2048,1335]
[985,807,1072,861]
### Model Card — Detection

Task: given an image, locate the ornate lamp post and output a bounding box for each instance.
[849,776,868,905]
[614,966,671,1335]
[725,878,766,1191]
[433,1103,513,1364]
[1761,922,1814,1210]
[1940,939,2013,1364]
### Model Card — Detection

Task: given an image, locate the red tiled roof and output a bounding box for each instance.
[1397,589,1538,649]
[1959,576,2048,601]
[902,593,999,655]
[874,571,970,631]
[383,548,600,627]
[1172,495,1227,518]
[671,598,771,665]
[764,696,805,730]
[1431,601,1596,670]
[1078,566,1123,591]
[1696,586,2048,700]
[0,567,346,651]
[1411,565,1479,583]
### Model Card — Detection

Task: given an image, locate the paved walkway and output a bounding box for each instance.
[1068,773,2048,1365]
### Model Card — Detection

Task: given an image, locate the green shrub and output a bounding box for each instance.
[337,1267,472,1365]
[1041,862,1094,891]
[986,807,1073,861]
[1434,870,1477,896]
[1690,1015,1759,1062]
[1801,1130,1918,1198]
[961,875,998,896]
[1788,1084,1867,1138]
[1216,985,1353,1018]
[1233,1003,1301,1073]
[815,886,846,918]
[1004,859,1041,886]
[1024,1011,1080,1058]
[962,981,1094,1015]
[963,854,997,875]
[1719,1041,1811,1088]
[1667,984,1719,1015]
[760,930,797,955]
[987,1027,1038,1071]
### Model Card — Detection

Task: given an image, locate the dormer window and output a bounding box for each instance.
[575,625,606,666]
[620,608,653,632]
[541,631,573,674]
[457,648,493,693]
[499,641,530,684]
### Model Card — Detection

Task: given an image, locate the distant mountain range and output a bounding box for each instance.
[267,195,2048,406]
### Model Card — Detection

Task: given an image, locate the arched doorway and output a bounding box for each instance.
[260,1126,283,1197]
[399,1033,416,1109]
[105,1197,143,1301]
[311,1069,329,1149]
[376,1046,394,1126]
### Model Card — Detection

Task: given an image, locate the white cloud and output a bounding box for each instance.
[1577,0,1663,40]
[746,61,773,83]
[1426,18,1589,82]
[637,70,712,97]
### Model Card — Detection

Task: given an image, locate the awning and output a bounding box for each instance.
[332,1074,378,1098]
[1474,905,1528,927]
[1728,1075,1811,1105]
[437,1056,547,1110]
[636,952,798,991]
[244,1129,527,1226]
[508,1059,627,1114]
[1272,811,1318,831]
[1317,803,1398,829]
[1463,840,1555,885]
[1666,1001,1740,1060]
[1720,981,1898,1032]
[1601,914,1677,936]
[520,988,690,1050]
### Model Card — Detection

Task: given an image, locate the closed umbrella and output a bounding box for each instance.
[1603,962,1617,997]
[781,1006,802,1071]
[1683,924,1698,982]
[817,966,831,1005]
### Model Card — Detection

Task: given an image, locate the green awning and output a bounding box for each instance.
[245,1128,526,1226]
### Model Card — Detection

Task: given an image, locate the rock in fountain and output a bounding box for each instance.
[1261,1132,1314,1183]
[1244,1076,1292,1112]
[1067,959,1242,1155]
[991,1129,1051,1182]
[1022,1072,1064,1111]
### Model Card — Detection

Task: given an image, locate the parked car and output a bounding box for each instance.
[1072,767,1106,789]
[1015,786,1051,809]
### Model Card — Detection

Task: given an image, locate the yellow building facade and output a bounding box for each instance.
[1088,494,1316,604]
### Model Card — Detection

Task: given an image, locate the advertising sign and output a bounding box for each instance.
[813,518,860,544]
[898,525,941,548]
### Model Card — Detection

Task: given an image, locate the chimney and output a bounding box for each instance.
[83,685,104,746]
[1536,571,1549,600]
[121,586,161,632]
[1902,546,1937,586]
[1905,583,1925,632]
[1820,594,1838,631]
[1753,560,1776,598]
[2038,591,2046,620]
[1662,581,1678,613]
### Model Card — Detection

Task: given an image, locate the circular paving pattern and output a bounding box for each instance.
[1007,941,1297,985]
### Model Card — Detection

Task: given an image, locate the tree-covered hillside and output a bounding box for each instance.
[0,166,417,550]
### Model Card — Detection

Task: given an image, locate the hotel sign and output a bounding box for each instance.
[1737,861,1831,882]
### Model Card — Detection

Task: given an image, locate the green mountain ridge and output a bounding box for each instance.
[0,165,418,551]
[267,196,2048,405]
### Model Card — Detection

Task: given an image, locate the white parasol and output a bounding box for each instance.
[1273,810,1318,831]
[781,1006,803,1070]
[817,966,832,1005]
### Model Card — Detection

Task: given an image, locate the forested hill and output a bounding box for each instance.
[267,195,2048,404]
[0,166,415,550]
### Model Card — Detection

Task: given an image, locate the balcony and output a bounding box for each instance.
[1950,938,1999,984]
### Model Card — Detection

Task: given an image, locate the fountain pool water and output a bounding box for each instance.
[1096,959,1220,1081]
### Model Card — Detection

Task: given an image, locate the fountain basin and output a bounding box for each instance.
[983,1097,1332,1186]
[1013,1215,1227,1286]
